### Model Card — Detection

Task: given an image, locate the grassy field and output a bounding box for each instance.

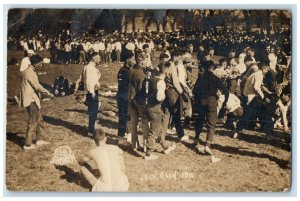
[6,50,291,192]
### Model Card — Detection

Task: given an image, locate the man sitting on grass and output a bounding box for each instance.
[78,129,130,192]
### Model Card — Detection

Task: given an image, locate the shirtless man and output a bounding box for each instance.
[79,129,130,192]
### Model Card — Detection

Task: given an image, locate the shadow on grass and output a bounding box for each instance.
[64,108,88,115]
[64,109,118,130]
[43,115,87,136]
[216,129,291,151]
[171,130,291,169]
[55,165,91,190]
[98,117,118,130]
[212,143,291,169]
[7,132,25,148]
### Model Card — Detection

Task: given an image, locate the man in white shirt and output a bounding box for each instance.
[125,40,135,54]
[79,129,129,192]
[114,39,122,63]
[217,92,243,130]
[268,46,277,70]
[105,40,113,63]
[99,39,106,65]
[20,54,53,150]
[93,40,101,53]
[81,52,101,137]
[233,64,270,139]
[20,49,35,72]
[142,44,153,69]
[170,52,190,142]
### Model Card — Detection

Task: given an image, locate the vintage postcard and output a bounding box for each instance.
[6,8,292,192]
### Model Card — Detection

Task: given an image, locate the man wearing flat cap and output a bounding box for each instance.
[128,51,157,160]
[117,51,136,139]
[193,61,229,161]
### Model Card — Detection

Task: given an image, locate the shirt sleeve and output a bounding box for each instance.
[253,72,264,99]
[84,67,94,93]
[156,80,166,101]
[20,58,31,72]
[170,65,183,94]
[178,65,186,86]
[27,69,49,94]
[85,66,101,93]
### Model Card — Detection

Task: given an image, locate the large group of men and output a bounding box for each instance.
[15,26,291,191]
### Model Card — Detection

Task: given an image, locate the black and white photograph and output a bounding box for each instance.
[5,8,292,192]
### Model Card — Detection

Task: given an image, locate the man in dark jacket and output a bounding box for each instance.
[117,51,135,138]
[193,61,229,161]
[128,51,156,159]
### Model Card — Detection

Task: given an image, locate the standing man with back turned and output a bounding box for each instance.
[193,61,229,162]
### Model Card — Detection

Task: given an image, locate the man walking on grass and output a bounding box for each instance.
[20,53,53,150]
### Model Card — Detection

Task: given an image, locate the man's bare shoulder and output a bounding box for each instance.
[88,146,106,156]
[105,144,121,152]
[89,144,120,154]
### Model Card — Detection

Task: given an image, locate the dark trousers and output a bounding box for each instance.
[236,97,260,133]
[128,101,147,149]
[161,104,171,148]
[143,104,164,152]
[99,50,106,64]
[194,96,218,147]
[25,102,46,146]
[115,50,121,62]
[172,98,185,138]
[117,97,129,137]
[86,91,99,134]
[260,99,275,136]
[79,50,86,64]
[225,107,244,130]
[106,52,112,63]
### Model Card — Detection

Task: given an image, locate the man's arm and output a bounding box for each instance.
[170,65,183,94]
[78,155,92,166]
[27,69,51,96]
[253,72,265,100]
[156,80,166,101]
[74,74,83,94]
[217,76,229,106]
[178,65,193,96]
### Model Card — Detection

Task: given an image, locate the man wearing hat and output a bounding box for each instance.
[117,51,136,139]
[128,51,157,160]
[20,54,53,150]
[81,52,101,137]
[193,61,229,161]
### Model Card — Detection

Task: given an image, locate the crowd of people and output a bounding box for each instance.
[9,27,290,64]
[15,26,291,191]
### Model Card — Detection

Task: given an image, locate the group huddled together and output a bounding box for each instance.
[15,26,291,191]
